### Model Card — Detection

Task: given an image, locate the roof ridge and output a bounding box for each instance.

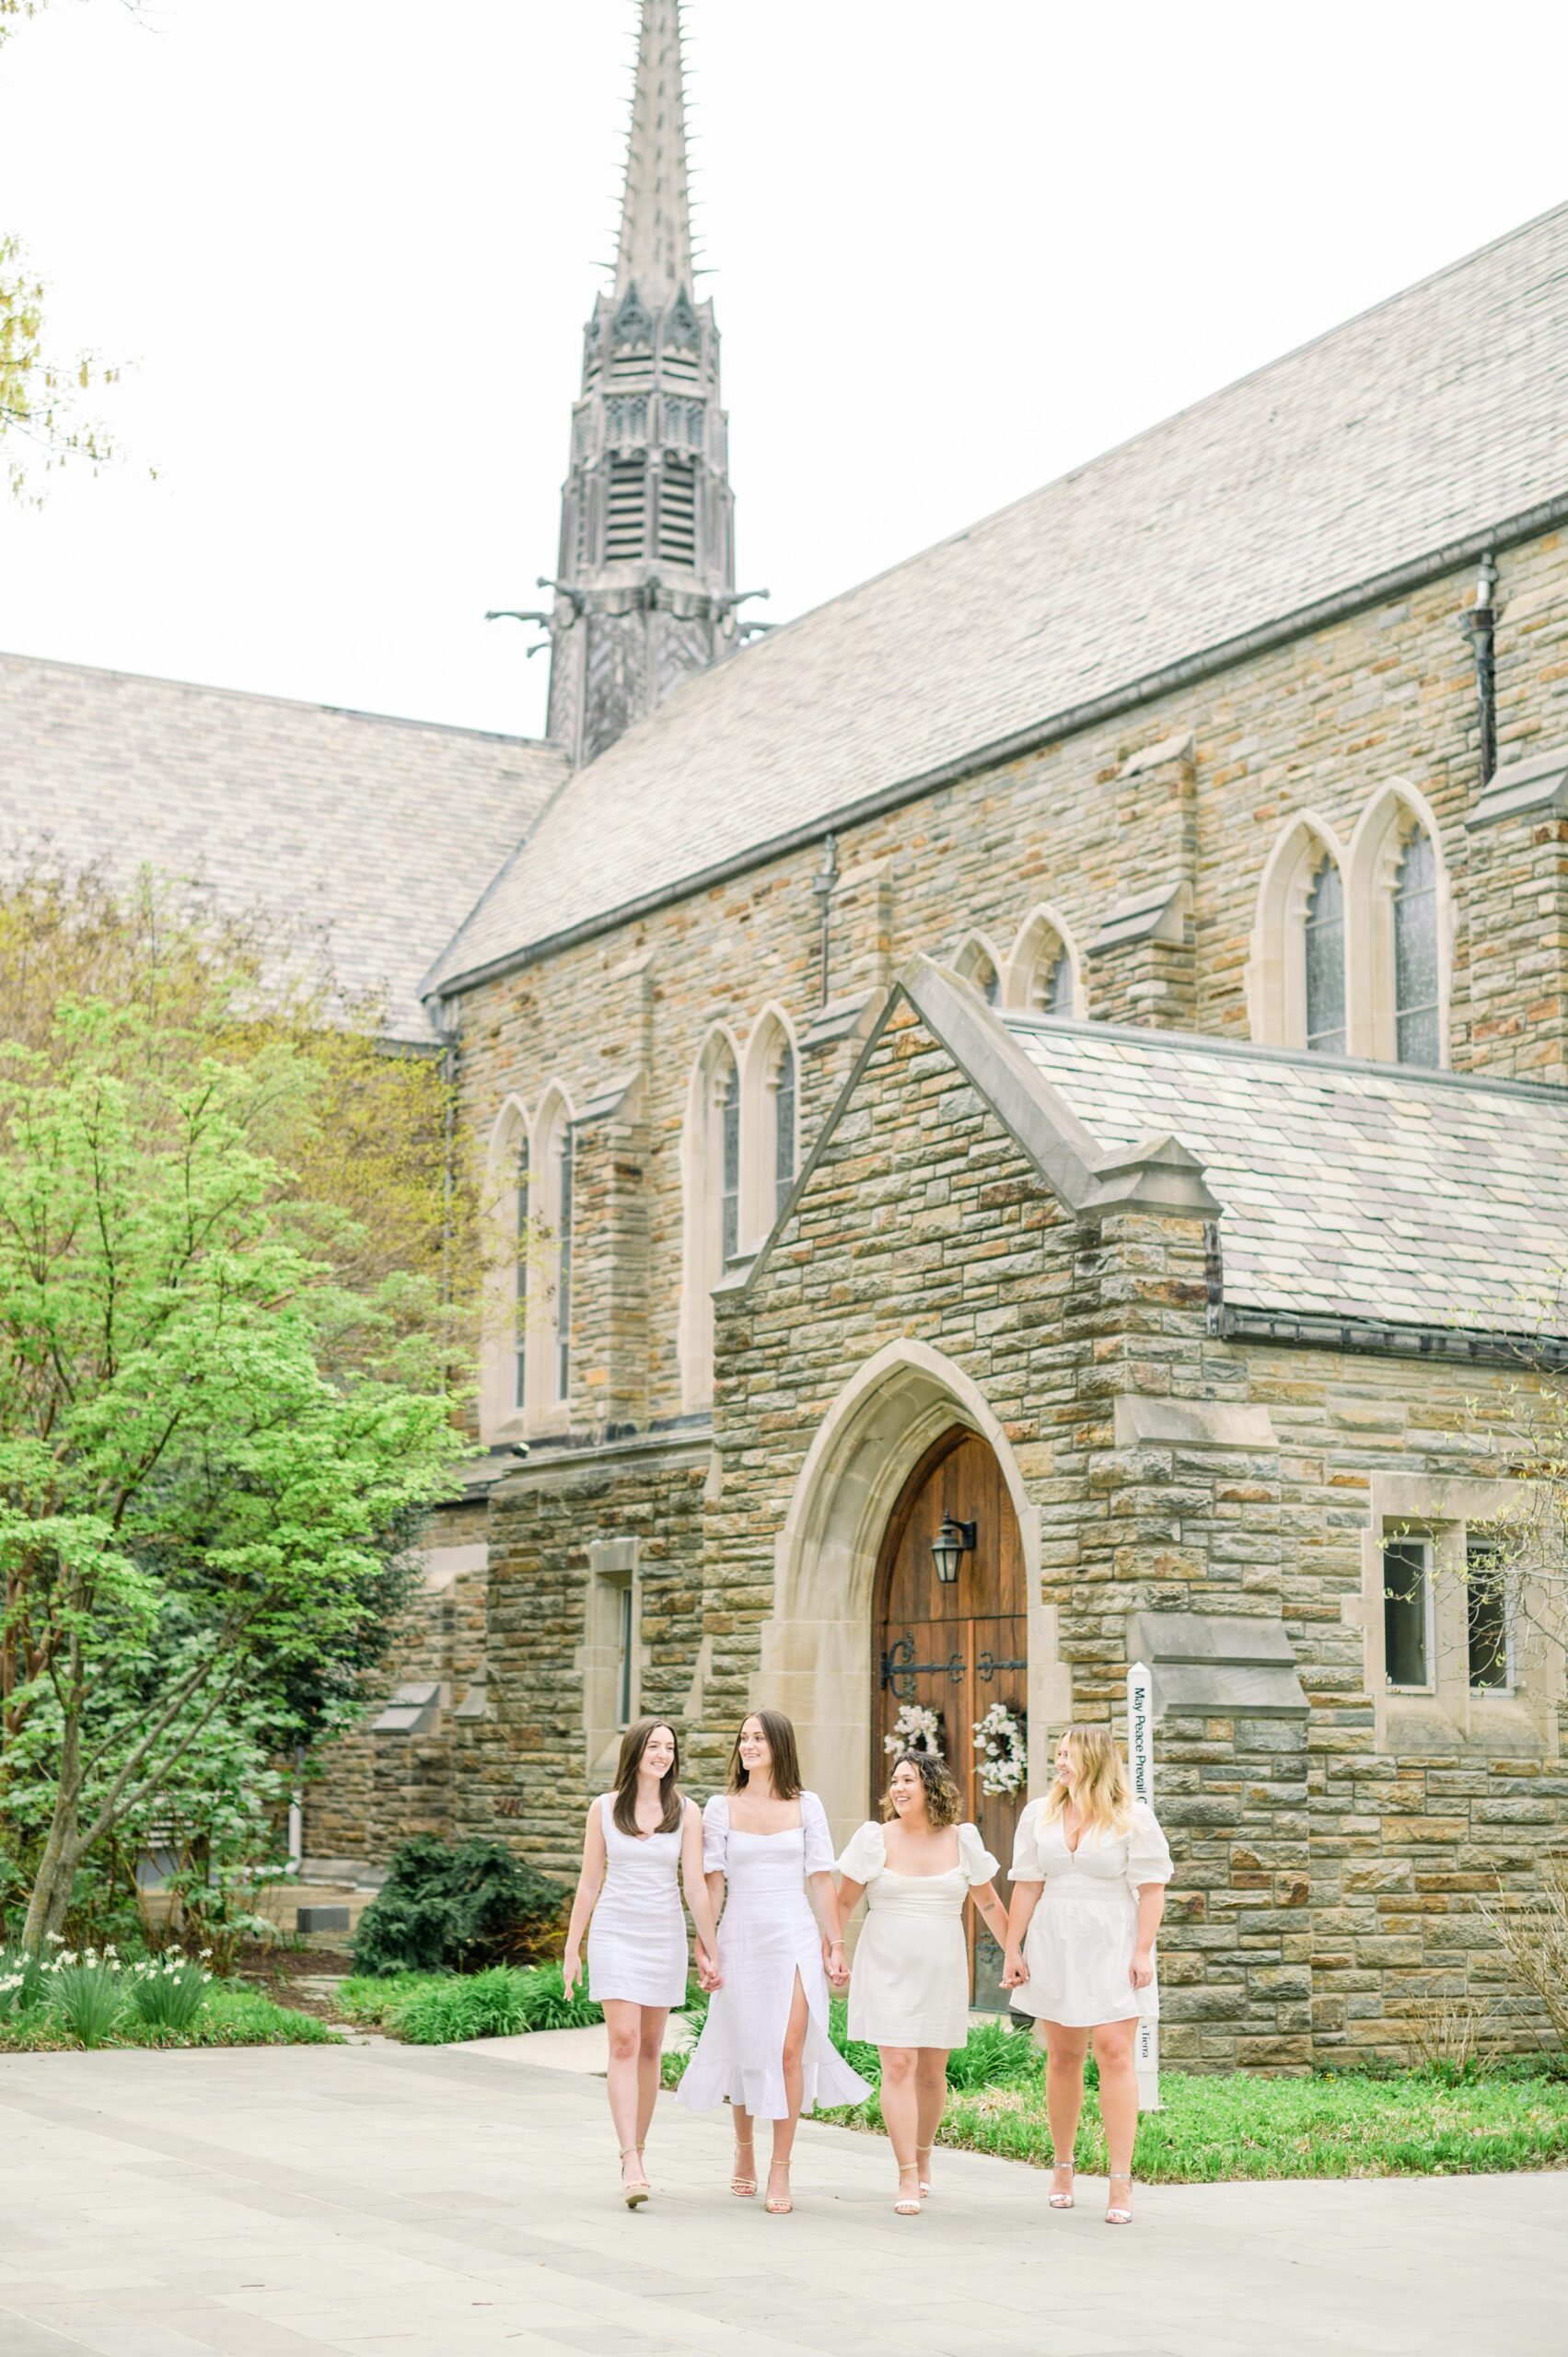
[1004,1010,1568,1105]
[0,648,562,751]
[578,198,1568,698]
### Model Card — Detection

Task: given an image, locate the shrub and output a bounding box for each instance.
[946,2014,1043,2092]
[0,1941,50,2021]
[350,1837,565,1977]
[358,1960,610,2045]
[1480,1853,1568,2051]
[126,1956,212,2033]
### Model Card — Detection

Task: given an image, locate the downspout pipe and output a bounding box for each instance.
[1460,553,1498,784]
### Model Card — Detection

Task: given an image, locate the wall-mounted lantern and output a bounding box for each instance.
[931,1513,976,1587]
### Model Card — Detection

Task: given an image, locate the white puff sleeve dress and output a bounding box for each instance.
[676,1792,873,2120]
[838,1820,1000,2049]
[1007,1798,1174,2026]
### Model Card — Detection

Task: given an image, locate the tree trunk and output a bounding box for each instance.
[20,1701,86,1949]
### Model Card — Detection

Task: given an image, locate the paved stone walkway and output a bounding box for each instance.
[2,2044,1562,2357]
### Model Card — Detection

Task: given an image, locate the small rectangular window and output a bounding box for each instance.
[1466,1538,1510,1690]
[1383,1538,1431,1688]
[616,1582,634,1726]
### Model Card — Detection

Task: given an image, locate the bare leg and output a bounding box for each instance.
[1043,2021,1090,2202]
[1092,2017,1140,2210]
[912,2047,949,2190]
[602,2001,647,2189]
[878,2045,923,2208]
[766,1971,810,2209]
[634,2006,669,2158]
[729,2099,757,2195]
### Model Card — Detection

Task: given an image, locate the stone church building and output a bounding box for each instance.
[6,2,1568,2062]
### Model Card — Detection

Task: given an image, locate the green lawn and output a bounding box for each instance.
[0,1977,337,2052]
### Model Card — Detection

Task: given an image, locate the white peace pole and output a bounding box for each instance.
[1126,1661,1161,2113]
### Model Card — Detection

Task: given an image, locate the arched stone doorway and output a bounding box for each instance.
[757,1341,1068,1954]
[874,1426,1028,2004]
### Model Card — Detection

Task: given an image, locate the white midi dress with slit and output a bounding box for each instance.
[1006,1798,1174,2028]
[676,1792,872,2121]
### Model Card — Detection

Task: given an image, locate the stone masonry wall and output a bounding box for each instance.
[455,528,1568,1452]
[707,1002,1568,2065]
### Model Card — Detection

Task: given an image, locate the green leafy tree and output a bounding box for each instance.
[0,873,477,1948]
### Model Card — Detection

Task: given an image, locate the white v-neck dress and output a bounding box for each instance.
[836,1820,1000,2049]
[1007,1798,1174,2026]
[676,1792,873,2121]
[586,1794,690,2009]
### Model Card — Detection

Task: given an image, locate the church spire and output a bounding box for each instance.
[540,0,740,770]
[615,0,692,306]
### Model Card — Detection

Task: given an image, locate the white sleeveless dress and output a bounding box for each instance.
[836,1820,1000,2049]
[676,1792,873,2120]
[586,1794,690,2008]
[1007,1799,1173,2026]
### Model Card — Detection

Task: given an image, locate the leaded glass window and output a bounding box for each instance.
[1304,855,1346,1055]
[1393,830,1440,1067]
[772,1040,796,1220]
[1466,1538,1510,1691]
[1044,948,1074,1016]
[514,1135,529,1411]
[554,1124,574,1403]
[719,1057,740,1265]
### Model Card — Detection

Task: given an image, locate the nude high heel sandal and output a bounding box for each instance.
[765,2161,793,2215]
[730,2134,757,2198]
[619,2148,650,2209]
[1105,2172,1133,2225]
[1049,2160,1075,2211]
[894,2164,923,2216]
[914,2142,934,2199]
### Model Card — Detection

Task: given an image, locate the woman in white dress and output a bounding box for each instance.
[677,1709,870,2214]
[563,1718,722,2208]
[834,1752,1011,2214]
[1002,1724,1173,2225]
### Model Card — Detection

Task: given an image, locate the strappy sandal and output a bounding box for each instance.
[914,2142,934,2199]
[1105,2171,1133,2225]
[764,2161,793,2215]
[1049,2159,1075,2211]
[730,2134,757,2199]
[619,2147,650,2210]
[894,2164,923,2216]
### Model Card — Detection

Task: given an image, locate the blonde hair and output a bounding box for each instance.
[1042,1725,1133,1842]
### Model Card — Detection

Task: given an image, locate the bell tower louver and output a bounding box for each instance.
[545,0,739,768]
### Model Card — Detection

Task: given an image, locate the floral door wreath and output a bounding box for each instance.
[883,1701,945,1759]
[973,1701,1027,1796]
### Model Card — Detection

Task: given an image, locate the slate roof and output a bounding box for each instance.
[1006,1017,1568,1341]
[1,653,567,1039]
[429,202,1568,993]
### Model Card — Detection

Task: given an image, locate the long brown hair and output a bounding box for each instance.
[1042,1724,1133,1842]
[880,1750,961,1829]
[611,1717,684,1837]
[726,1708,804,1800]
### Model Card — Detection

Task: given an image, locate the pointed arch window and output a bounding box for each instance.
[1304,856,1347,1055]
[553,1122,574,1402]
[772,1039,796,1219]
[514,1133,530,1413]
[719,1055,740,1267]
[954,935,1001,1005]
[1392,829,1440,1067]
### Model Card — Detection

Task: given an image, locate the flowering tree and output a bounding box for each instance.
[0,876,474,1947]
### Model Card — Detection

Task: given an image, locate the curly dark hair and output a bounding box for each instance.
[881,1749,962,1829]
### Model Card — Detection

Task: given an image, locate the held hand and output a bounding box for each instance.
[562,1948,580,1999]
[1001,1949,1028,1990]
[825,1940,850,1990]
[1130,1946,1156,1991]
[697,1947,724,1992]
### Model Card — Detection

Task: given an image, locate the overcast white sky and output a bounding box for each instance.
[1,0,1565,740]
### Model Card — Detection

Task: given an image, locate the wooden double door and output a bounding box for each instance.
[872,1427,1027,2008]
